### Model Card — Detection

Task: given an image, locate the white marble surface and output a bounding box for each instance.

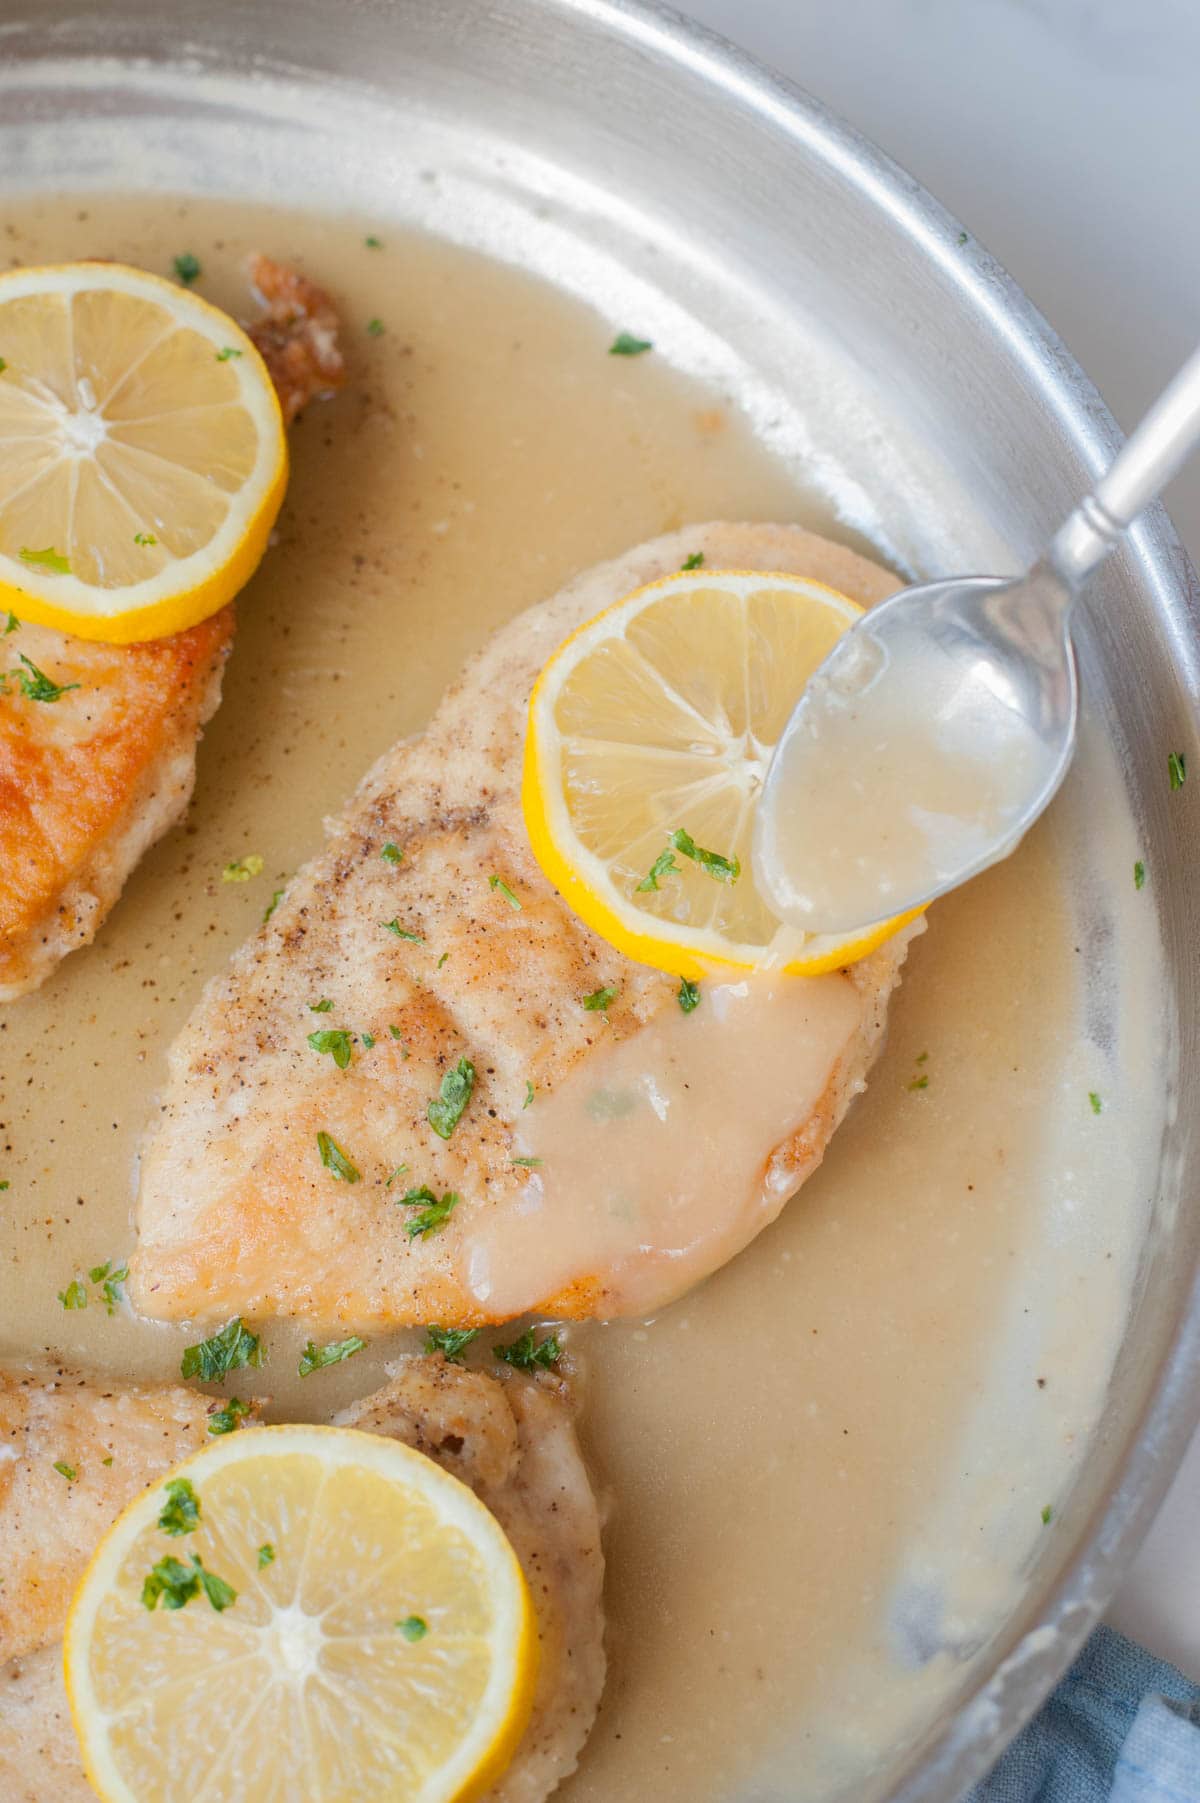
[676,0,1200,1682]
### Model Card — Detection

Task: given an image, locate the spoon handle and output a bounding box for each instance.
[1050,341,1200,591]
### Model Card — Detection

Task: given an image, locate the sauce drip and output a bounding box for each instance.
[464,971,862,1317]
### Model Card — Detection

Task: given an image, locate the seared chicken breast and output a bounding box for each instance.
[130,522,916,1330]
[0,1355,603,1803]
[0,258,344,1003]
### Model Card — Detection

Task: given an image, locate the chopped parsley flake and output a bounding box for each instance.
[389,1024,404,1040]
[609,331,652,356]
[0,357,5,372]
[258,1542,276,1568]
[400,1187,462,1240]
[18,545,71,574]
[142,1552,236,1613]
[636,848,679,892]
[1169,750,1187,790]
[102,1456,113,1466]
[524,1081,535,1108]
[383,919,423,940]
[3,612,17,633]
[381,842,403,864]
[0,1181,9,1192]
[494,1328,562,1371]
[53,1461,77,1482]
[1134,860,1146,891]
[317,1131,360,1183]
[57,1279,88,1311]
[172,252,202,285]
[681,551,705,570]
[309,998,334,1013]
[308,1028,353,1070]
[437,951,450,969]
[489,874,522,909]
[1041,1504,1053,1526]
[366,317,385,337]
[1089,1091,1103,1115]
[677,977,701,1014]
[298,1335,367,1376]
[181,1318,264,1382]
[427,1058,475,1139]
[12,653,79,703]
[365,235,383,249]
[263,887,285,922]
[385,1164,409,1187]
[215,346,243,361]
[89,1260,129,1315]
[158,1477,201,1537]
[361,1032,376,1049]
[908,1074,929,1092]
[582,985,618,1013]
[206,1397,250,1436]
[511,1155,542,1167]
[916,1051,929,1065]
[668,827,740,884]
[397,1614,428,1641]
[222,854,264,883]
[424,1326,480,1362]
[133,531,157,545]
[957,230,969,247]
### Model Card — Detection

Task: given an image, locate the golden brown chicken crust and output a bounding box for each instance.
[246,254,346,426]
[130,522,917,1331]
[0,257,344,1003]
[0,610,233,1001]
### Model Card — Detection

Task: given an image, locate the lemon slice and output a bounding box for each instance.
[64,1425,537,1803]
[523,567,917,977]
[0,262,287,644]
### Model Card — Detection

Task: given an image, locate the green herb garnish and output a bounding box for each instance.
[677,977,701,1014]
[524,1081,535,1108]
[3,612,17,633]
[494,1328,562,1371]
[427,1058,475,1139]
[668,827,740,884]
[308,1029,353,1070]
[317,1131,360,1183]
[424,1326,480,1362]
[383,919,423,940]
[365,235,383,249]
[215,346,243,362]
[222,854,264,883]
[142,1552,236,1613]
[361,1031,376,1049]
[18,546,71,575]
[263,887,285,922]
[298,1335,367,1376]
[1134,860,1146,891]
[489,874,522,909]
[609,331,652,356]
[1089,1091,1102,1114]
[206,1397,250,1436]
[58,1279,88,1311]
[582,985,618,1013]
[400,1187,462,1240]
[158,1477,201,1537]
[309,998,334,1013]
[511,1155,542,1167]
[53,1461,77,1482]
[89,1260,129,1315]
[133,531,157,545]
[181,1318,264,1382]
[397,1615,428,1641]
[172,252,202,285]
[636,848,679,892]
[1169,751,1187,790]
[908,1074,929,1092]
[258,1542,275,1568]
[366,317,385,337]
[389,1024,404,1040]
[437,951,450,969]
[13,653,79,702]
[681,551,705,570]
[1041,1504,1053,1526]
[381,842,403,864]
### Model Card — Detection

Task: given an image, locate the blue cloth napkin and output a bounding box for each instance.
[967,1625,1200,1803]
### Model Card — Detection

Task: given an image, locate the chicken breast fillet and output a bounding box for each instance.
[130,521,919,1329]
[0,257,344,1004]
[0,1355,604,1803]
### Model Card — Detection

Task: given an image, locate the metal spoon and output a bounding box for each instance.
[753,345,1200,936]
